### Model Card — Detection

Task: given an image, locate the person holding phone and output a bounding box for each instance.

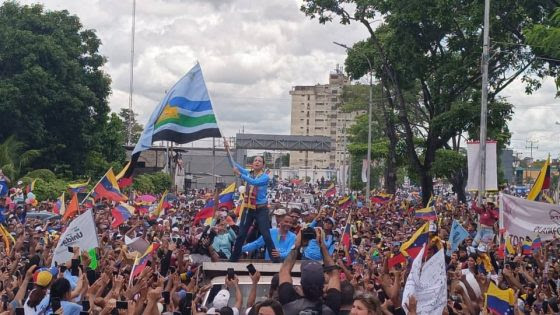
[46,278,83,314]
[225,139,278,263]
[23,267,55,314]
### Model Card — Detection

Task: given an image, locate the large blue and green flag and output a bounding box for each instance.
[123,63,221,179]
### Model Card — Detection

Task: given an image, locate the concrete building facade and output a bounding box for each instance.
[289,69,363,170]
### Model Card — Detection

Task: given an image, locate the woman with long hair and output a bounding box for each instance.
[47,278,82,314]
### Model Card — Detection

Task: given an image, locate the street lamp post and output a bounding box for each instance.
[333,41,373,206]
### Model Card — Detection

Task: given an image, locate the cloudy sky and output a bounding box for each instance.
[21,0,560,159]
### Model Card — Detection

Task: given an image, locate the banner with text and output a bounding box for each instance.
[466,141,498,191]
[52,210,99,266]
[500,193,560,246]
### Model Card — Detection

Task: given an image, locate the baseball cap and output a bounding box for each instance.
[273,208,287,216]
[477,243,487,253]
[33,270,53,287]
[325,217,335,225]
[300,260,324,288]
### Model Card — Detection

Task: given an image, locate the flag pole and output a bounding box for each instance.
[129,253,139,288]
[80,169,111,206]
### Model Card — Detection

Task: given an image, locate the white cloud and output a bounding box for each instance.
[20,0,560,159]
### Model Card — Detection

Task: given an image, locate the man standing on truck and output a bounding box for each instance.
[241,215,296,261]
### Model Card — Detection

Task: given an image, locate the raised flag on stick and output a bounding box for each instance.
[121,63,222,182]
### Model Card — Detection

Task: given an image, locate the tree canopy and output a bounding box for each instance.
[301,0,552,204]
[0,2,120,177]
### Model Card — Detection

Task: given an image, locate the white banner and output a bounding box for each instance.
[361,159,368,183]
[466,141,498,191]
[500,193,560,246]
[402,247,447,315]
[51,210,99,266]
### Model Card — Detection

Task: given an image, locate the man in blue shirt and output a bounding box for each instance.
[304,213,336,260]
[226,150,279,262]
[242,215,296,261]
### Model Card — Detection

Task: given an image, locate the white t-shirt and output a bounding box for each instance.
[24,290,50,315]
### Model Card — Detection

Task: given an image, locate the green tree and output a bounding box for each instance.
[119,108,143,144]
[300,0,545,204]
[0,2,112,176]
[0,136,42,181]
[525,8,560,92]
[342,83,402,193]
[131,172,171,194]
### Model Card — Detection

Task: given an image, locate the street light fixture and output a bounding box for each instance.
[333,41,374,206]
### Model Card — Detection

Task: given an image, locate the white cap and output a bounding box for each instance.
[172,227,179,232]
[273,208,287,216]
[477,243,487,253]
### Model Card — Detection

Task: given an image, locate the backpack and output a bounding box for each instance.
[282,297,335,315]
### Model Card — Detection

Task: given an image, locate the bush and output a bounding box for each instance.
[32,178,68,201]
[131,172,172,194]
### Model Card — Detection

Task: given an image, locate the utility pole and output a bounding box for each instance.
[478,0,490,206]
[127,0,136,145]
[526,140,538,161]
[333,41,373,206]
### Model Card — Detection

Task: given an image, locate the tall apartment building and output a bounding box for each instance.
[290,68,363,170]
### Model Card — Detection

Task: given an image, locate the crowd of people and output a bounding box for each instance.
[0,156,556,315]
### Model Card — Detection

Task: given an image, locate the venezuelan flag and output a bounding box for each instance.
[151,190,168,218]
[194,183,236,225]
[522,239,533,255]
[111,203,135,228]
[53,193,65,215]
[67,179,90,194]
[338,196,352,209]
[485,282,515,315]
[371,193,393,204]
[92,168,127,202]
[532,236,542,250]
[415,204,437,221]
[341,221,352,249]
[131,243,160,278]
[400,222,429,259]
[478,253,494,274]
[83,196,95,209]
[505,237,515,255]
[528,156,551,201]
[325,183,336,197]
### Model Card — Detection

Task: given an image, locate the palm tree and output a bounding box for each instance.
[0,136,42,181]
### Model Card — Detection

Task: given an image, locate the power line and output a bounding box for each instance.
[526,139,539,160]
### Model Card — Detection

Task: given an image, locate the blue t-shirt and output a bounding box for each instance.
[45,301,83,315]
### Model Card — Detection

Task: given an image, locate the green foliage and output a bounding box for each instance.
[431,149,467,180]
[0,136,42,181]
[525,7,560,92]
[118,108,143,144]
[30,178,67,201]
[300,0,541,199]
[131,172,172,194]
[23,169,57,181]
[0,2,120,177]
